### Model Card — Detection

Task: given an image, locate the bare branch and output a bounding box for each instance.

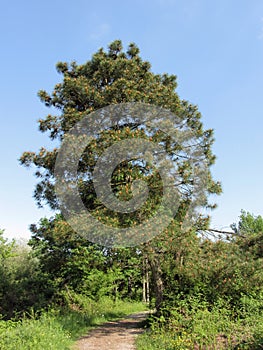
[202,228,246,238]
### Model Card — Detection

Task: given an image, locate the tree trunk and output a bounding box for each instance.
[142,257,150,303]
[148,256,164,313]
[146,266,150,303]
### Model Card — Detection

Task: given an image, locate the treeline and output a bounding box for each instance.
[0,210,262,320]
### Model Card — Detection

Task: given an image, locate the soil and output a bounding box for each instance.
[72,311,150,350]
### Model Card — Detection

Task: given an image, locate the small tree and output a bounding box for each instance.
[231,210,263,236]
[0,231,52,319]
[231,210,263,259]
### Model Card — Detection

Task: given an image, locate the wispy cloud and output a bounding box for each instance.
[89,23,111,40]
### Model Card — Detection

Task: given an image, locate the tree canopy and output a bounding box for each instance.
[20,40,221,236]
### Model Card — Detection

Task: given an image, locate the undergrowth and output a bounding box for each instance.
[136,294,263,350]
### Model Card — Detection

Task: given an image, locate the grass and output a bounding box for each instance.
[0,297,147,350]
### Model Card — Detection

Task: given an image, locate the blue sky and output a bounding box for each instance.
[1,0,263,240]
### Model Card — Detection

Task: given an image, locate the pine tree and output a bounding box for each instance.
[20,40,222,309]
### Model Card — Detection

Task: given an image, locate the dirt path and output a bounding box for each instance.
[72,311,150,350]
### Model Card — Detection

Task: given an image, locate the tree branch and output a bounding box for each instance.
[202,228,246,238]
